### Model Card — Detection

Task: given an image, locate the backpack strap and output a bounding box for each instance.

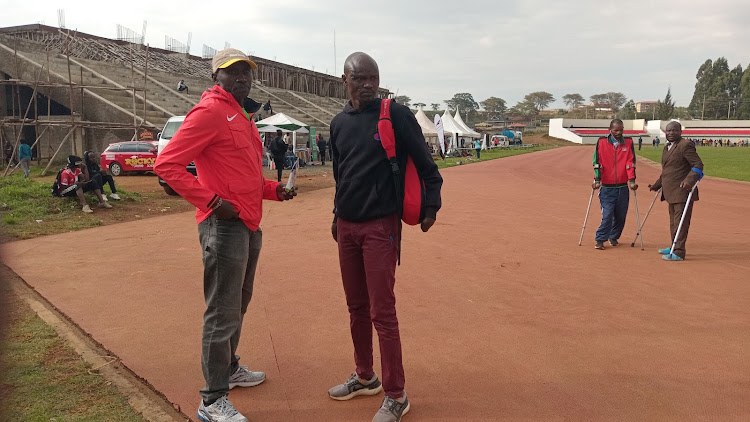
[377,99,403,265]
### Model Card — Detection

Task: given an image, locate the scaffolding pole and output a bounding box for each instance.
[3,65,44,176]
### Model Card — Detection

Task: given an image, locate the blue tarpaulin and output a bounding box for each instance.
[501,130,516,139]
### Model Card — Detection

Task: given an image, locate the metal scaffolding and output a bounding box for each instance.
[1,31,150,176]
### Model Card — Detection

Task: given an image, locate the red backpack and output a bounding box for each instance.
[377,99,425,226]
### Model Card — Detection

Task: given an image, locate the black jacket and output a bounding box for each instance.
[331,98,442,222]
[270,136,287,158]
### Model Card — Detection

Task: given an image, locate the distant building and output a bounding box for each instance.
[636,101,657,112]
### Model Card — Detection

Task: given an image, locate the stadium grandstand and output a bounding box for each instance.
[548,118,651,144]
[646,120,750,144]
[0,24,389,166]
[550,117,750,145]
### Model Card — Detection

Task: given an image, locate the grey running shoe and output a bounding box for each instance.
[372,393,410,422]
[197,396,247,422]
[328,373,382,401]
[595,241,605,250]
[609,239,619,246]
[228,365,266,389]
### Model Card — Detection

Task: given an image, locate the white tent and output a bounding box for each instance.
[454,110,481,138]
[414,106,437,136]
[256,113,311,162]
[414,106,440,153]
[256,125,288,133]
[441,110,472,151]
[255,113,310,134]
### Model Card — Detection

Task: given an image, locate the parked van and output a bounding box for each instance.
[156,115,196,195]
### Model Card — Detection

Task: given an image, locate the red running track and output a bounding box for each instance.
[2,146,749,421]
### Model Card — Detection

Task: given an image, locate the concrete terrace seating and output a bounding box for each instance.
[1,27,352,137]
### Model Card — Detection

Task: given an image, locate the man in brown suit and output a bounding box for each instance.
[649,121,704,261]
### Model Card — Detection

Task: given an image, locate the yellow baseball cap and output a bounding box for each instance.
[212,48,258,73]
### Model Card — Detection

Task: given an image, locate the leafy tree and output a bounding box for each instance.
[688,58,743,119]
[430,103,440,111]
[738,67,750,119]
[590,94,608,108]
[444,93,479,117]
[589,92,626,113]
[605,92,627,112]
[479,96,507,119]
[563,93,585,109]
[523,91,555,111]
[622,100,636,119]
[655,87,676,120]
[393,95,411,107]
[508,100,537,117]
[413,102,426,109]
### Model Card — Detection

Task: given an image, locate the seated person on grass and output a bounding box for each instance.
[59,155,112,214]
[84,150,121,200]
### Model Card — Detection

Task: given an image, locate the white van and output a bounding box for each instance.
[156,115,194,195]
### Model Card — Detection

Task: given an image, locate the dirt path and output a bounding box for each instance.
[2,146,749,421]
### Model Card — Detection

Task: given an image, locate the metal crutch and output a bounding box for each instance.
[632,189,645,250]
[669,180,700,256]
[578,188,595,246]
[631,188,661,248]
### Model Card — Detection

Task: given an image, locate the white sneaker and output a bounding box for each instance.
[82,205,93,213]
[228,365,266,389]
[109,193,121,200]
[102,194,108,201]
[197,396,247,422]
[98,201,112,209]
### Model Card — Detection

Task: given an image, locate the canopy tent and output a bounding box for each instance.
[454,110,481,138]
[256,125,288,133]
[414,106,440,153]
[414,106,437,135]
[441,110,473,151]
[255,113,310,133]
[256,113,312,162]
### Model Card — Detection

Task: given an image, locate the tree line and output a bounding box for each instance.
[394,57,750,123]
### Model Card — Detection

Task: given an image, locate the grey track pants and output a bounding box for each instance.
[197,215,262,402]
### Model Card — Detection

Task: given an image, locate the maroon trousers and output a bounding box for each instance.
[337,213,404,398]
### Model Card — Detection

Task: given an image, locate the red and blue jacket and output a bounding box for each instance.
[593,135,636,187]
[154,85,281,230]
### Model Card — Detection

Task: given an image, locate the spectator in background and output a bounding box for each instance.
[473,138,481,159]
[18,139,32,178]
[4,142,13,164]
[270,129,287,181]
[638,136,643,150]
[84,150,121,200]
[317,134,328,165]
[59,155,112,213]
[177,79,189,95]
[263,99,272,116]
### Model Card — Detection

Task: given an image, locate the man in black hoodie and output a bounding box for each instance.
[326,52,442,422]
[269,129,287,182]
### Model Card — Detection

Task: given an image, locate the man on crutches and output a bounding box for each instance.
[591,119,638,250]
[648,121,704,261]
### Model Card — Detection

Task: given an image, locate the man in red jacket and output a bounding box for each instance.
[154,48,296,422]
[592,119,638,250]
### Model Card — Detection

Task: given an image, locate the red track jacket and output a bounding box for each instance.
[154,86,281,230]
[593,136,636,186]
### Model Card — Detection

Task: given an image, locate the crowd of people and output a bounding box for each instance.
[689,138,749,147]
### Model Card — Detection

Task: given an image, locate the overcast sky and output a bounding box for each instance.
[3,0,750,109]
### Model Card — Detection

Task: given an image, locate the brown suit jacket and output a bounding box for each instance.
[651,138,704,204]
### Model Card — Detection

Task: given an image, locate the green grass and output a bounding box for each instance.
[0,172,140,240]
[636,146,750,182]
[435,145,554,169]
[0,302,145,421]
